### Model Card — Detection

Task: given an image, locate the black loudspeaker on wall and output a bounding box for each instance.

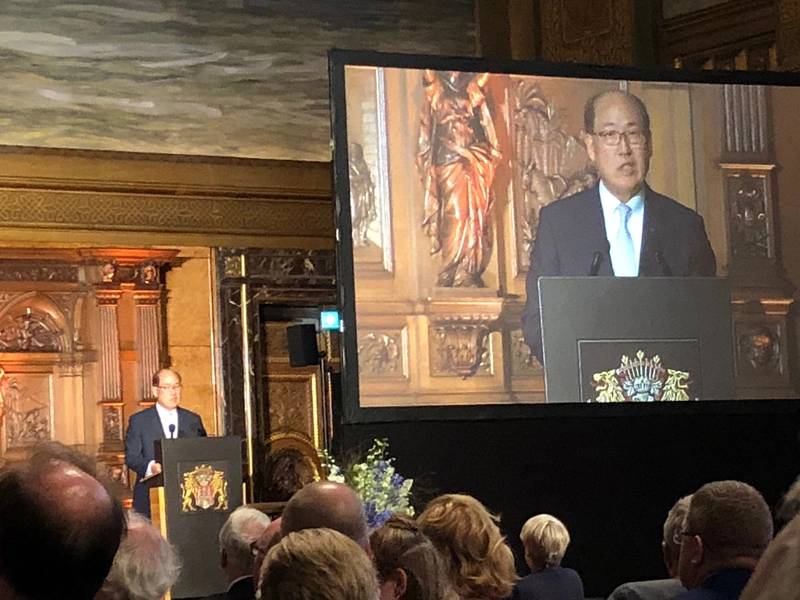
[287,324,320,367]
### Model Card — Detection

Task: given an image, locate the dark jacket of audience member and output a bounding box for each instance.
[0,442,126,600]
[674,481,772,600]
[370,514,457,600]
[513,514,583,600]
[607,495,690,600]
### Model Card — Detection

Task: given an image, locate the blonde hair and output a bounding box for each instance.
[519,514,570,569]
[259,528,379,600]
[417,494,517,600]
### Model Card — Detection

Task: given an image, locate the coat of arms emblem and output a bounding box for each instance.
[180,464,228,512]
[591,350,691,402]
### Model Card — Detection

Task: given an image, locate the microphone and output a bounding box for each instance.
[588,251,604,276]
[168,423,176,439]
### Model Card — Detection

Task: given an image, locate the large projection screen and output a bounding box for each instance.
[329,50,800,423]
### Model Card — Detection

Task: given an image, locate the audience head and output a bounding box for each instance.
[662,495,691,578]
[218,506,271,582]
[252,516,282,583]
[280,481,369,550]
[370,514,455,600]
[740,514,800,600]
[678,480,772,589]
[0,442,126,600]
[258,528,379,600]
[417,493,517,600]
[775,476,800,532]
[96,512,180,600]
[519,514,571,572]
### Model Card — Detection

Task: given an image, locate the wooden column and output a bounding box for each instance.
[134,292,163,404]
[96,291,124,451]
[720,84,796,398]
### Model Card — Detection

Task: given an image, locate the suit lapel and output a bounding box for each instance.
[639,186,658,276]
[149,406,166,440]
[586,187,613,276]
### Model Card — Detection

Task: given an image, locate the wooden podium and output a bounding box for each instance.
[149,436,243,599]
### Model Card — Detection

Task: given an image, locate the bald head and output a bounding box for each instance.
[0,443,125,600]
[280,482,368,549]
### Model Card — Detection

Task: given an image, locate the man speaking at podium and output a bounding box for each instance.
[125,368,207,517]
[522,90,716,363]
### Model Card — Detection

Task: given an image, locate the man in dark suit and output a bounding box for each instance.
[206,507,271,600]
[522,90,716,363]
[675,480,772,600]
[125,367,207,517]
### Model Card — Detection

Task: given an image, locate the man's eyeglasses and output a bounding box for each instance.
[593,130,648,147]
[157,384,182,391]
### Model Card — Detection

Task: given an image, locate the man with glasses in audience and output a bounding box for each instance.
[674,480,772,600]
[608,495,690,600]
[125,367,207,518]
[522,90,716,362]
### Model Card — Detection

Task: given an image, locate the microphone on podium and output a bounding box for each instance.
[169,423,176,439]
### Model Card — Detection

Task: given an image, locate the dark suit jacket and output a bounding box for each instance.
[204,576,255,600]
[522,184,716,362]
[125,405,207,517]
[512,566,584,600]
[607,578,686,600]
[671,568,751,600]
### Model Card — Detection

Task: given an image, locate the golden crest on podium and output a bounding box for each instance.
[180,464,228,512]
[591,350,691,402]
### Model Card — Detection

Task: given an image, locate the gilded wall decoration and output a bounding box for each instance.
[102,405,124,444]
[509,329,543,376]
[3,375,51,451]
[267,379,314,439]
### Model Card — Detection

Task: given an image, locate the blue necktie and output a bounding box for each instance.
[612,203,637,277]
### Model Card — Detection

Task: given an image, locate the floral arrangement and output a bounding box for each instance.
[322,438,414,529]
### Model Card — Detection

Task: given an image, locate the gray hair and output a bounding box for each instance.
[219,506,272,571]
[98,512,181,600]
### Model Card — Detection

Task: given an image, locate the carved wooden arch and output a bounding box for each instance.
[0,292,71,353]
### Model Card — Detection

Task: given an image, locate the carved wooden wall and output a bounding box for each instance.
[216,247,336,501]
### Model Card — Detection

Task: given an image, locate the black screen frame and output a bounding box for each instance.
[328,48,800,424]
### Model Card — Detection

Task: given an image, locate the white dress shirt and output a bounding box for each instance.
[599,180,645,276]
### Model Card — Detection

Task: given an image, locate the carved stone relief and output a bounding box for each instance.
[357,331,405,378]
[512,80,596,271]
[429,317,493,378]
[509,328,543,376]
[726,171,772,259]
[0,309,63,352]
[267,378,314,438]
[3,375,51,451]
[102,405,124,443]
[736,323,783,376]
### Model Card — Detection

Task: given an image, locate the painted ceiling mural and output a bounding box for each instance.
[0,0,475,161]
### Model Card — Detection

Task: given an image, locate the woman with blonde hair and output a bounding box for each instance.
[513,514,583,600]
[370,514,457,600]
[417,494,517,600]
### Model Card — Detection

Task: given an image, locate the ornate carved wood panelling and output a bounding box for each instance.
[725,169,775,260]
[659,0,777,69]
[777,0,800,70]
[539,0,635,65]
[0,147,332,248]
[429,317,493,378]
